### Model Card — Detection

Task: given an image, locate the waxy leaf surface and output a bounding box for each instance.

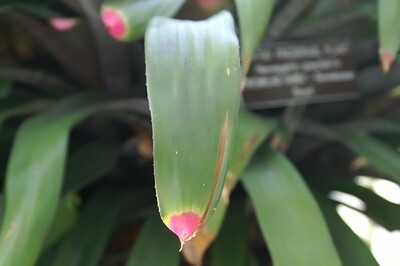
[145,11,241,244]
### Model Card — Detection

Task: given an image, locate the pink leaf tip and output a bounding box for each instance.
[49,18,77,31]
[167,212,202,244]
[379,50,395,74]
[101,8,127,39]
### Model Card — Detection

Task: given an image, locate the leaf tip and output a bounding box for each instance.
[101,8,127,40]
[49,18,77,31]
[165,212,202,243]
[379,50,395,74]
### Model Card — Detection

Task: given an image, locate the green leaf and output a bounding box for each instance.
[0,194,4,228]
[182,110,275,264]
[63,142,120,192]
[335,129,400,183]
[242,148,342,266]
[234,0,275,74]
[297,119,338,140]
[43,193,80,250]
[50,190,134,266]
[226,111,276,191]
[0,97,51,125]
[0,93,121,266]
[145,11,241,244]
[378,0,400,72]
[101,0,185,41]
[210,202,247,266]
[0,126,15,181]
[125,212,180,266]
[337,118,400,134]
[317,195,379,266]
[299,121,400,183]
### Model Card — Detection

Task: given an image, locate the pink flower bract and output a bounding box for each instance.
[101,8,127,39]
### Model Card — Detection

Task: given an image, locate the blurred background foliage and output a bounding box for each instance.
[0,0,399,265]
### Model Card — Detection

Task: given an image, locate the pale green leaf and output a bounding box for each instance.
[0,93,121,266]
[0,194,3,228]
[378,0,400,72]
[146,11,241,242]
[242,148,342,266]
[234,0,275,74]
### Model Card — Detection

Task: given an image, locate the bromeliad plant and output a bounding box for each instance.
[0,0,400,266]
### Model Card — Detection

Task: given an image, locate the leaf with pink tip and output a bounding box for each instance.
[101,0,185,41]
[378,0,400,73]
[145,11,241,245]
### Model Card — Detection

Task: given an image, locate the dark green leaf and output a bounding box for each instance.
[336,130,400,183]
[0,79,11,98]
[63,142,120,192]
[211,203,247,266]
[50,191,134,266]
[337,118,400,134]
[43,193,80,249]
[125,212,180,266]
[0,97,51,125]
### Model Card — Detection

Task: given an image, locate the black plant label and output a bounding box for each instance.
[244,39,357,109]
